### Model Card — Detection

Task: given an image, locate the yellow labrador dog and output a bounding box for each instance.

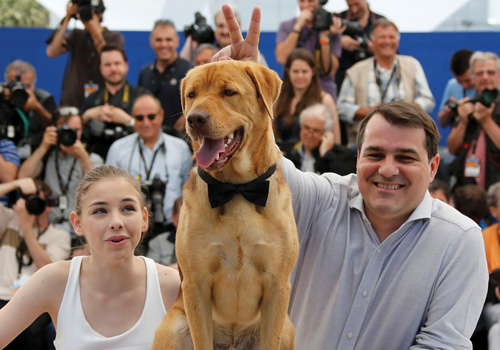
[152,60,298,350]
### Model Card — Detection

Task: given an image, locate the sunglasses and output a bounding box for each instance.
[58,106,79,117]
[134,113,157,122]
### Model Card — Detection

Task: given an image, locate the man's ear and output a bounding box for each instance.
[70,211,84,237]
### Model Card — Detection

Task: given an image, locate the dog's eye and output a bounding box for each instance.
[187,92,196,98]
[224,89,237,96]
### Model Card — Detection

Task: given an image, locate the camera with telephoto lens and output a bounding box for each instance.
[57,124,78,147]
[0,76,30,144]
[0,77,29,109]
[13,188,59,215]
[313,0,363,35]
[72,0,102,22]
[449,88,499,125]
[184,12,215,45]
[141,174,166,227]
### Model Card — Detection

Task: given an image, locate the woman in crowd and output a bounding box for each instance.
[273,48,341,145]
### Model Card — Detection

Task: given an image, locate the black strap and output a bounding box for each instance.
[55,152,78,196]
[374,59,400,102]
[137,135,166,181]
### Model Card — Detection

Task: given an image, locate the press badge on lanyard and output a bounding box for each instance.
[464,157,481,178]
[58,195,68,210]
[84,82,99,98]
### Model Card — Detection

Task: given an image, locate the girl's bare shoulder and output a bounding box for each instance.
[155,263,181,310]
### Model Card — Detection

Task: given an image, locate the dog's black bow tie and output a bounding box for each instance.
[197,164,277,209]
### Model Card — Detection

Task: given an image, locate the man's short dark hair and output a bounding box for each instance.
[428,179,451,202]
[453,184,488,224]
[35,179,52,199]
[96,0,105,14]
[100,44,128,63]
[450,49,473,76]
[358,101,440,160]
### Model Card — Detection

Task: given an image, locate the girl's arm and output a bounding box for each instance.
[0,261,69,348]
[157,264,181,311]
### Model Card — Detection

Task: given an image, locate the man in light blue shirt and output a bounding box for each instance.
[284,102,488,349]
[106,94,192,230]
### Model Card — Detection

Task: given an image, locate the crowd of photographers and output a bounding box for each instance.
[0,0,500,348]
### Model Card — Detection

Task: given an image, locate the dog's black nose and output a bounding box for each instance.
[187,110,210,127]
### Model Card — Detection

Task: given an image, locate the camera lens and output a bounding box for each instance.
[57,126,78,146]
[9,83,29,108]
[25,196,46,215]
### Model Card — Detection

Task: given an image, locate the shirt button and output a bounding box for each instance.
[347,332,353,339]
[362,291,368,297]
[377,248,382,253]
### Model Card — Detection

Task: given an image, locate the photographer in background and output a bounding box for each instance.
[18,107,103,233]
[3,60,57,158]
[337,18,435,148]
[276,0,344,100]
[106,94,191,241]
[138,19,193,132]
[82,45,147,159]
[334,0,385,89]
[448,51,500,190]
[438,49,476,128]
[180,6,268,67]
[0,177,70,350]
[46,0,124,108]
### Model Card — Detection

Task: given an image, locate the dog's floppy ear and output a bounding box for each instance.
[245,63,282,119]
[180,74,188,115]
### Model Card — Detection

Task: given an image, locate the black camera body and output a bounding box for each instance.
[57,125,78,147]
[0,77,30,144]
[184,12,215,45]
[450,88,499,126]
[313,0,363,36]
[141,174,167,227]
[72,0,102,22]
[0,78,29,109]
[13,188,58,215]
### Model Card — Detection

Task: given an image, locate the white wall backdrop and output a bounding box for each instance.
[38,0,500,33]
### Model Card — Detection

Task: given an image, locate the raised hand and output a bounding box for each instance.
[212,4,261,63]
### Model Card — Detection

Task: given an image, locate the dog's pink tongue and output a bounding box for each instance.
[195,137,226,168]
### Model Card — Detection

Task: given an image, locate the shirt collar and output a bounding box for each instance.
[138,132,164,151]
[349,187,433,225]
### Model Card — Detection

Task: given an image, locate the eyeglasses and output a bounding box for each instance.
[134,113,157,122]
[302,124,324,136]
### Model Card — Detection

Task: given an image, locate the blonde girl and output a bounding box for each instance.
[0,165,180,349]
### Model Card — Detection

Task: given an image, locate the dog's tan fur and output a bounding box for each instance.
[152,60,298,350]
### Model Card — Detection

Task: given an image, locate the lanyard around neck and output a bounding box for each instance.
[374,59,399,102]
[55,152,78,195]
[136,135,165,181]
